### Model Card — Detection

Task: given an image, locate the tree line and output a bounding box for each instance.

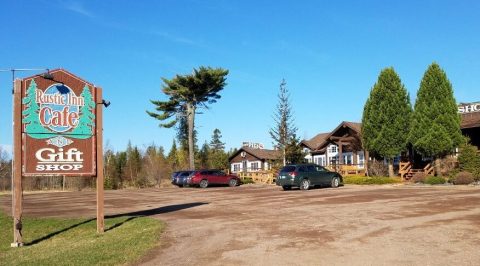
[103,128,235,189]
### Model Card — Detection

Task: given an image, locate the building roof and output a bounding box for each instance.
[302,121,362,152]
[229,147,281,161]
[461,112,480,129]
[300,132,329,150]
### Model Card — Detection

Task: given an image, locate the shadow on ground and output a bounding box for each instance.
[25,202,208,246]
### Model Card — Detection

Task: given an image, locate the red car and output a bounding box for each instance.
[188,170,240,188]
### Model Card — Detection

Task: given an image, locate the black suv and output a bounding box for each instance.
[276,164,343,190]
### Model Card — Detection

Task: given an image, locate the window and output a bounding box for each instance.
[233,164,240,172]
[329,145,338,153]
[251,162,259,171]
[358,153,365,168]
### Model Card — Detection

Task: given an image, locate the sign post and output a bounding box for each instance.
[12,79,23,247]
[12,69,105,246]
[96,88,104,233]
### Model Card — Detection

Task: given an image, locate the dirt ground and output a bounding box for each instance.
[1,184,480,266]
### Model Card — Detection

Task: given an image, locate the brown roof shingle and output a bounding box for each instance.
[238,147,281,160]
[461,112,480,129]
[301,132,329,150]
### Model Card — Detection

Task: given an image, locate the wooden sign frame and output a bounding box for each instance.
[12,69,105,247]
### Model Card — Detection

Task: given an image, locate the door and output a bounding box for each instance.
[307,165,321,185]
[316,166,331,185]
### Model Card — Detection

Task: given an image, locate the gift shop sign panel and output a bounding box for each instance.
[21,70,97,176]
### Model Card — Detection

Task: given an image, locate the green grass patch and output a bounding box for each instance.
[0,210,165,266]
[343,176,403,185]
[424,176,446,185]
[240,177,254,184]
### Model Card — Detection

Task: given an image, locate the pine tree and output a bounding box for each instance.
[22,80,52,138]
[361,67,412,177]
[285,134,305,164]
[147,66,229,170]
[167,139,179,171]
[408,63,462,175]
[209,129,225,151]
[72,85,95,138]
[197,141,210,169]
[270,79,297,166]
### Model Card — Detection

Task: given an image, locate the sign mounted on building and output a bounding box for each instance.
[458,102,480,114]
[20,70,97,176]
[242,142,264,149]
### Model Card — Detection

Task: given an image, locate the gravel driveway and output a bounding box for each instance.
[2,184,479,266]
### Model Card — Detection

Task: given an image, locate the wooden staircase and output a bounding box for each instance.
[399,162,434,180]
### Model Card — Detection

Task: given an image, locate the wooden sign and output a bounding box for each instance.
[21,70,97,176]
[12,69,105,247]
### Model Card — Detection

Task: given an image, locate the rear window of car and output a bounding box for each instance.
[280,166,296,173]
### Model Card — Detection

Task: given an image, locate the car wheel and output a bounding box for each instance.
[199,179,208,188]
[228,179,238,187]
[331,176,340,188]
[282,185,291,191]
[299,179,310,190]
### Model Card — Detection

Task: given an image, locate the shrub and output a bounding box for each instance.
[458,142,480,180]
[411,172,426,183]
[343,176,402,185]
[367,160,388,176]
[453,171,474,185]
[425,176,446,185]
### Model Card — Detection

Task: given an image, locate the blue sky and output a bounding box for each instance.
[1,0,479,155]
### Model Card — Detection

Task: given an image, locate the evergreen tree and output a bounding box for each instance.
[285,134,305,164]
[147,66,229,170]
[177,115,198,153]
[72,85,95,138]
[22,80,52,138]
[269,79,297,166]
[408,63,462,175]
[458,141,480,179]
[167,139,179,170]
[209,128,225,151]
[361,67,412,177]
[197,141,210,169]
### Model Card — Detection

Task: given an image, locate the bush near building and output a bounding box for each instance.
[343,176,402,185]
[453,171,475,185]
[424,176,446,185]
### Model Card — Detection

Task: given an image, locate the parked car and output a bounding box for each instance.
[276,164,343,191]
[187,170,240,188]
[172,171,194,187]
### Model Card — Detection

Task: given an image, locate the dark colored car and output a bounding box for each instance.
[276,164,343,191]
[172,171,193,187]
[187,170,240,188]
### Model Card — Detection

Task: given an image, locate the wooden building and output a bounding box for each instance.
[229,147,280,173]
[459,102,480,149]
[301,121,366,174]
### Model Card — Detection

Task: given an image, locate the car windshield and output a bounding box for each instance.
[280,166,296,173]
[179,171,191,177]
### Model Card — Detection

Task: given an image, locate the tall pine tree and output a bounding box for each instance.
[209,128,225,151]
[408,63,462,175]
[362,67,412,177]
[270,79,297,166]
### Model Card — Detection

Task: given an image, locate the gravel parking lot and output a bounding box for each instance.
[2,184,480,266]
